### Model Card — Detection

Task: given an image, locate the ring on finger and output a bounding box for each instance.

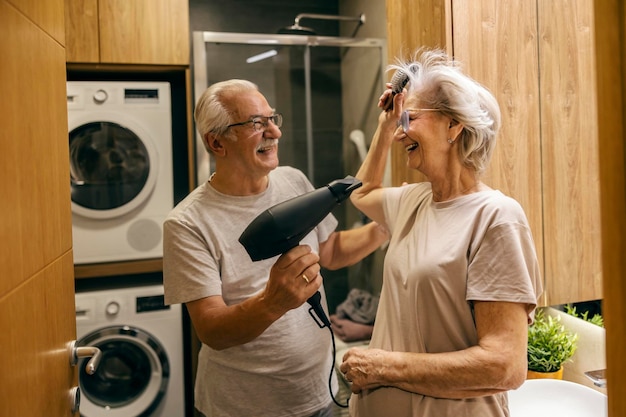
[301,274,310,284]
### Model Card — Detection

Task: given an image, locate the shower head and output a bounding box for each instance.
[277,13,366,37]
[277,24,317,35]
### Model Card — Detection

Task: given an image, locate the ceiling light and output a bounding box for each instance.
[246,49,278,64]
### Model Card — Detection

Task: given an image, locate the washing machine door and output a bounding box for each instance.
[78,326,169,417]
[69,116,159,220]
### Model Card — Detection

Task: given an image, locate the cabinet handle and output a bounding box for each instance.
[69,340,102,375]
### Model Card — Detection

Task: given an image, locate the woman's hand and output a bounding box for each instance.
[339,301,530,398]
[378,83,405,129]
[340,347,388,393]
[378,82,395,110]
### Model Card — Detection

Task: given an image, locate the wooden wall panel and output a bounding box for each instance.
[538,0,602,305]
[385,0,447,186]
[450,0,545,302]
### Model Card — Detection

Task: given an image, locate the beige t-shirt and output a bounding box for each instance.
[349,183,542,417]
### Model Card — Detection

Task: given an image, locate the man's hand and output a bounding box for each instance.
[330,315,373,342]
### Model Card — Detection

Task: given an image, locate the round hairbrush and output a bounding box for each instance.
[382,70,410,111]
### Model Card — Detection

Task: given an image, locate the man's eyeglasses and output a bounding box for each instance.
[226,114,283,132]
[397,108,438,133]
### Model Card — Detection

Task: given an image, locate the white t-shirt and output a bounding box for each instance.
[163,166,339,417]
[349,182,542,417]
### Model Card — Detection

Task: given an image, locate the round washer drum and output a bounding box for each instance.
[69,115,160,220]
[75,285,185,417]
[78,326,169,417]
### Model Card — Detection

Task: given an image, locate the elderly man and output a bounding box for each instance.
[163,79,388,417]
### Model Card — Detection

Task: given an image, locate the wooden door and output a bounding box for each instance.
[594,2,626,415]
[1,1,78,415]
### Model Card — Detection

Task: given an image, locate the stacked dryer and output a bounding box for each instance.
[67,81,174,264]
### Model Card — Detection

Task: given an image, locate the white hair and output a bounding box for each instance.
[389,48,501,175]
[194,79,259,152]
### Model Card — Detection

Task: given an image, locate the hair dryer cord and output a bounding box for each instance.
[328,325,349,408]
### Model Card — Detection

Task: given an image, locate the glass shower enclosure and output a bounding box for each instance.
[192,31,388,309]
[192,31,387,190]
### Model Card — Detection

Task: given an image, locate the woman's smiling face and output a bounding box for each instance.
[396,98,451,176]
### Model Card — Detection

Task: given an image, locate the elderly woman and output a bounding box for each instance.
[340,49,543,417]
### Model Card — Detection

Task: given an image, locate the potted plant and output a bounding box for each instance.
[527,308,578,379]
[564,304,604,327]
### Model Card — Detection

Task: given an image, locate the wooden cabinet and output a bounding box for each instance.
[65,0,189,65]
[536,1,601,305]
[385,0,602,306]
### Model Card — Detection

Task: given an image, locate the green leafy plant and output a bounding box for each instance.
[564,304,604,327]
[527,308,578,373]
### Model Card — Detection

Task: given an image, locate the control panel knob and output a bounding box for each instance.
[105,301,120,316]
[93,89,108,104]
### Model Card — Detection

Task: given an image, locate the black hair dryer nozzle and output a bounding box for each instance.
[239,175,363,327]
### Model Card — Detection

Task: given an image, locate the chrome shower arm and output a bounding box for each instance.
[293,13,366,26]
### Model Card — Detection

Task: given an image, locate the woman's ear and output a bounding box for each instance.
[448,119,463,141]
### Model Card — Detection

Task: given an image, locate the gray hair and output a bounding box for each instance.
[390,48,501,175]
[194,79,259,152]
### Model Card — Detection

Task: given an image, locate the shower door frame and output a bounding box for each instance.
[192,31,387,186]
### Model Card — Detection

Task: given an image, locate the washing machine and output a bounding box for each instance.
[67,81,173,264]
[75,285,185,417]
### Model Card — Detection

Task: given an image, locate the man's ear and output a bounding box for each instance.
[206,132,225,156]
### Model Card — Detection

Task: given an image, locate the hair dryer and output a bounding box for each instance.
[239,175,363,327]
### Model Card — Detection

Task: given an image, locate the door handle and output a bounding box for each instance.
[69,340,102,375]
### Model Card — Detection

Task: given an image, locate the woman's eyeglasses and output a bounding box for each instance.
[226,113,283,132]
[397,108,438,132]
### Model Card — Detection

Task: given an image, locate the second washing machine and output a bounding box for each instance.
[75,284,185,417]
[67,81,174,264]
